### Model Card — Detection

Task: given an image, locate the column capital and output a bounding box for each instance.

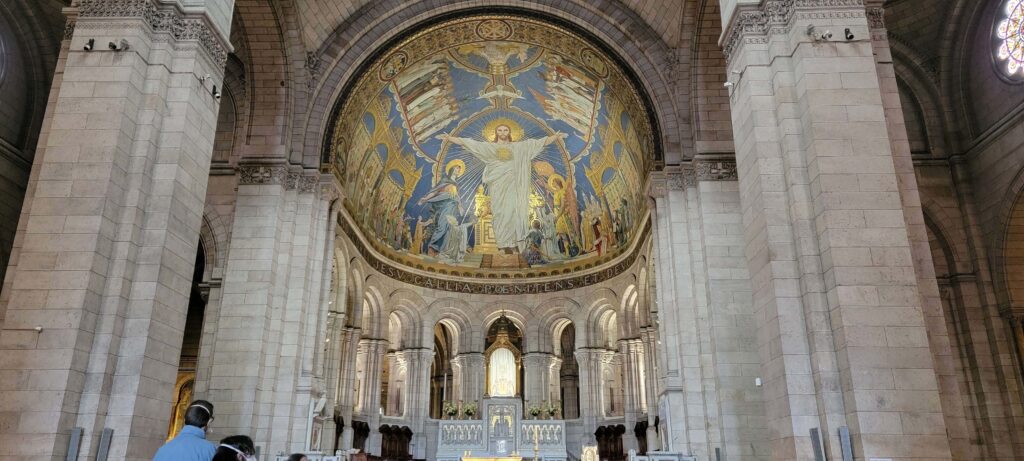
[74,0,232,67]
[693,155,738,182]
[237,163,288,186]
[284,170,322,193]
[720,0,871,66]
[647,166,694,198]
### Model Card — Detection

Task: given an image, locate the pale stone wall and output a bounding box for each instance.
[0,1,233,460]
[722,1,959,459]
[2,1,1024,460]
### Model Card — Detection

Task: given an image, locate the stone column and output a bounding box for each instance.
[639,326,659,449]
[647,169,709,456]
[547,355,563,406]
[203,165,328,453]
[385,351,402,416]
[338,327,361,450]
[618,339,643,452]
[454,352,485,403]
[0,1,231,459]
[601,351,622,417]
[559,359,580,420]
[575,348,607,441]
[358,338,388,455]
[402,348,433,459]
[522,352,553,406]
[722,2,952,459]
[692,157,767,460]
[322,310,347,452]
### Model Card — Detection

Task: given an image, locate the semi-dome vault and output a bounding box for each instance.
[327,15,656,283]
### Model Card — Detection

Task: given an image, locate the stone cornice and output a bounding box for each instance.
[720,0,868,65]
[75,0,229,67]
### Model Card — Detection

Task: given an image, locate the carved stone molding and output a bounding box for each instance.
[694,159,738,181]
[648,168,695,197]
[306,51,322,90]
[77,0,228,67]
[866,7,885,29]
[321,183,341,202]
[298,175,320,194]
[721,0,868,64]
[237,164,288,185]
[286,172,300,190]
[63,19,76,40]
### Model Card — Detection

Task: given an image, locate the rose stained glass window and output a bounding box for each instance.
[997,0,1024,75]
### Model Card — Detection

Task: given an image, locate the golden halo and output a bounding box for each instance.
[445,159,466,176]
[481,118,525,141]
[547,173,565,191]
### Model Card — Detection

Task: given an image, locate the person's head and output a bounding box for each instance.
[184,400,214,430]
[287,454,309,461]
[214,435,256,461]
[532,220,541,230]
[493,124,512,142]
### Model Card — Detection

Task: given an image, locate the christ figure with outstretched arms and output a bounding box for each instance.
[438,124,566,253]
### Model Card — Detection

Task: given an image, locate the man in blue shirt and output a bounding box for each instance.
[153,400,216,461]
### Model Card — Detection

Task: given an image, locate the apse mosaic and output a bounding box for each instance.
[329,16,654,275]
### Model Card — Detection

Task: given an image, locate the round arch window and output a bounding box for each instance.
[997,0,1024,76]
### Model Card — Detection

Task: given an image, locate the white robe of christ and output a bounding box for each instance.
[455,137,547,249]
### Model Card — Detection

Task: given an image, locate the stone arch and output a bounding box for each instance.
[232,0,292,148]
[304,0,681,169]
[990,165,1024,309]
[987,163,1024,307]
[937,0,1011,145]
[361,277,386,338]
[215,54,249,165]
[479,303,531,353]
[584,301,619,349]
[918,195,969,274]
[388,289,426,348]
[890,41,951,157]
[924,211,958,280]
[619,283,641,339]
[690,0,732,152]
[200,205,232,277]
[424,297,476,354]
[635,259,653,328]
[0,0,61,159]
[531,298,581,354]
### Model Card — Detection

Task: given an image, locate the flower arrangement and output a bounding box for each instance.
[545,400,559,418]
[443,401,458,419]
[528,403,542,418]
[463,401,477,418]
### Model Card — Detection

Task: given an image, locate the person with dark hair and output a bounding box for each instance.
[213,435,257,461]
[153,400,216,460]
[287,454,309,461]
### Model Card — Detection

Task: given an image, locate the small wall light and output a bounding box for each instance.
[108,39,129,51]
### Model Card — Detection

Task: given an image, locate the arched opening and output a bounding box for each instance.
[383,312,405,416]
[557,322,580,419]
[379,424,413,460]
[595,424,626,461]
[165,242,207,439]
[485,314,522,398]
[598,310,623,417]
[430,322,456,418]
